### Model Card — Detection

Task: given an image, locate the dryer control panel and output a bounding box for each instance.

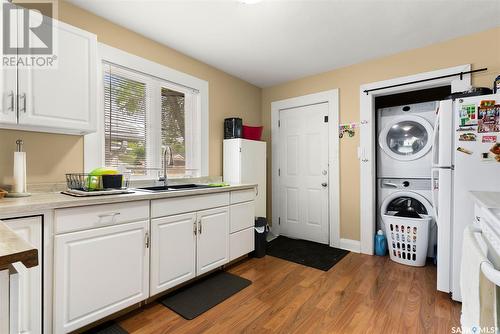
[379,178,431,191]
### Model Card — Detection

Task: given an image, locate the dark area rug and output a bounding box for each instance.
[160,271,251,320]
[267,236,349,271]
[83,321,128,334]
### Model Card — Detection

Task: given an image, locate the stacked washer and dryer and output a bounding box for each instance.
[377,101,438,266]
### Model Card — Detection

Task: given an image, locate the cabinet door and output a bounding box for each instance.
[54,221,149,333]
[18,20,97,134]
[150,213,196,296]
[0,67,17,125]
[0,2,18,125]
[4,216,42,334]
[196,207,229,275]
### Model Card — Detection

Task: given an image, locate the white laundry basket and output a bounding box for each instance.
[383,214,431,267]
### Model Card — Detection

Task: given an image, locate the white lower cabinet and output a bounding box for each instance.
[230,227,255,261]
[54,221,149,333]
[196,207,230,275]
[150,207,229,295]
[51,192,255,332]
[150,213,197,295]
[4,216,42,334]
[229,200,255,260]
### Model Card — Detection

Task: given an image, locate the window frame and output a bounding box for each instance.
[84,43,209,179]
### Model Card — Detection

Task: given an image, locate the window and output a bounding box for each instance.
[104,66,148,174]
[102,61,203,179]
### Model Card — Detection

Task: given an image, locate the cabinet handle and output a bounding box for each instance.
[19,93,26,113]
[7,91,14,111]
[97,212,121,219]
[198,220,202,234]
[193,220,197,235]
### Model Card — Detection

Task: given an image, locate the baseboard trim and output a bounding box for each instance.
[339,238,361,253]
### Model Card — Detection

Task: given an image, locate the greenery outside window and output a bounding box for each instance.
[103,62,201,179]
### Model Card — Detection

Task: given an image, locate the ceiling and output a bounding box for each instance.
[68,0,500,88]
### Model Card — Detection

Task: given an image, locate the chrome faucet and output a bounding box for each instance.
[159,145,173,186]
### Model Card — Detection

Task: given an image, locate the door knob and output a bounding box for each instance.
[321,182,328,187]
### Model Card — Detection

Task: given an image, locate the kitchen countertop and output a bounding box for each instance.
[469,191,500,209]
[0,222,38,269]
[0,184,256,216]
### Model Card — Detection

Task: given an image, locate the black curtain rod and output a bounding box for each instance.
[363,68,488,95]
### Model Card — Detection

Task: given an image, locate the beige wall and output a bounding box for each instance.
[0,1,262,186]
[262,26,500,241]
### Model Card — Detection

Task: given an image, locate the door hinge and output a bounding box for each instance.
[278,217,281,225]
[324,116,328,123]
[278,168,281,176]
[145,231,150,248]
[239,147,242,153]
[278,120,281,127]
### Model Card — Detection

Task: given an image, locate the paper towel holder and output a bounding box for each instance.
[6,138,31,198]
[16,139,24,152]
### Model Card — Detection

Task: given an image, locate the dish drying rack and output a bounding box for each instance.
[63,173,132,197]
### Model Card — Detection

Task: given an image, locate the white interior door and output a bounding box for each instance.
[279,102,329,244]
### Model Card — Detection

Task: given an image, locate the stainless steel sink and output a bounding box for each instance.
[135,184,212,192]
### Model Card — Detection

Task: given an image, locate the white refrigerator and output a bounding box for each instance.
[223,138,267,218]
[433,94,500,301]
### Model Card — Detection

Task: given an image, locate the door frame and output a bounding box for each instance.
[358,64,471,255]
[271,89,340,248]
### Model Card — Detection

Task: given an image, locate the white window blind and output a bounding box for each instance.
[104,64,149,175]
[103,62,201,179]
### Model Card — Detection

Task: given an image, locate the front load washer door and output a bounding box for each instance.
[381,191,433,218]
[379,115,434,161]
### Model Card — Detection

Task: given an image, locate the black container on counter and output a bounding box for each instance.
[102,174,123,189]
[224,118,243,139]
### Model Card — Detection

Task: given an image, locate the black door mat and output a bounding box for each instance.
[160,271,252,320]
[83,321,128,334]
[267,236,349,271]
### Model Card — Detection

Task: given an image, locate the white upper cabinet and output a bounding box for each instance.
[0,9,97,135]
[18,21,97,134]
[0,3,18,124]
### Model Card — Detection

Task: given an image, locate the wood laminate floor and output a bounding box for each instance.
[117,253,461,334]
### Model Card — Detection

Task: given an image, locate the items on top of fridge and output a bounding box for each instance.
[447,87,493,100]
[494,74,500,93]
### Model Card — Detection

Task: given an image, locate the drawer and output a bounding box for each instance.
[230,189,255,204]
[151,192,230,218]
[230,227,254,261]
[55,200,149,234]
[230,201,255,233]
